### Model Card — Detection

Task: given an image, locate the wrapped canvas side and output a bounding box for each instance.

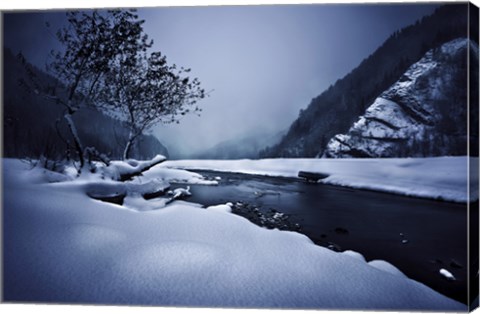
[469,1,480,312]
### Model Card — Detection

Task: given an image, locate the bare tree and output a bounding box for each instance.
[20,9,204,170]
[22,10,152,172]
[100,50,205,160]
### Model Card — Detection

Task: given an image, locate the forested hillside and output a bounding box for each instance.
[3,49,169,161]
[323,39,478,158]
[262,4,478,158]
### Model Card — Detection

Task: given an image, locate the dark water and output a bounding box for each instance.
[176,170,478,305]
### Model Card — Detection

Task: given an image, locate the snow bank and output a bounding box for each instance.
[50,158,217,211]
[368,260,408,279]
[206,202,233,213]
[105,154,167,180]
[163,156,478,203]
[2,159,465,310]
[141,166,218,185]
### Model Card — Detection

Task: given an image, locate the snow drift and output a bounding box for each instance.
[2,158,465,310]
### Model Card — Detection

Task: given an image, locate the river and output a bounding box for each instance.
[172,170,478,305]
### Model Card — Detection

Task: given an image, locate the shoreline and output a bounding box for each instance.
[184,170,473,305]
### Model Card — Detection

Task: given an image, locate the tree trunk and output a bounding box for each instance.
[64,113,85,171]
[123,131,140,160]
[123,138,134,160]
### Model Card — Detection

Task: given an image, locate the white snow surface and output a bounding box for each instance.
[163,156,478,203]
[141,166,218,185]
[439,268,456,281]
[102,154,167,180]
[206,202,233,213]
[55,157,217,212]
[2,158,465,310]
[368,260,408,279]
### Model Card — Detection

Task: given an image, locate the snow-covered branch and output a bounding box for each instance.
[104,154,167,181]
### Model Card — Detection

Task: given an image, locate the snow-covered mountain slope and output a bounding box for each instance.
[323,38,479,158]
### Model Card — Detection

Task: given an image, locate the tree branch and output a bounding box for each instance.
[119,155,166,181]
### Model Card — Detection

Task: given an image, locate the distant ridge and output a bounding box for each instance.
[194,129,286,160]
[262,4,478,158]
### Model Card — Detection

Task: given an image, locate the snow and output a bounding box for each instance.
[140,166,218,185]
[163,156,477,203]
[55,158,217,211]
[439,269,456,281]
[2,158,465,310]
[170,186,192,199]
[323,38,477,159]
[101,154,167,180]
[368,260,408,279]
[341,250,366,262]
[206,202,233,213]
[123,195,170,212]
[364,98,415,130]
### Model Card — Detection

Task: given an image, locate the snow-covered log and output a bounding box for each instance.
[85,178,170,204]
[103,155,167,181]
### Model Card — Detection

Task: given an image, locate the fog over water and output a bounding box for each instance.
[4,3,437,158]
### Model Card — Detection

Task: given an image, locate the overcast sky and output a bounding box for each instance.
[3,3,438,158]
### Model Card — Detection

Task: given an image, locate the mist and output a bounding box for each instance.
[138,4,437,158]
[3,3,438,158]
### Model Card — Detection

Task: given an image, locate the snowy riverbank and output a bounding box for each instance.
[164,156,478,203]
[2,158,466,310]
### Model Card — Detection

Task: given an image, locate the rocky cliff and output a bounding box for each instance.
[323,38,478,158]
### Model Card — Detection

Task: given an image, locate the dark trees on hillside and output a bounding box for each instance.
[44,10,150,170]
[266,4,475,158]
[4,46,169,163]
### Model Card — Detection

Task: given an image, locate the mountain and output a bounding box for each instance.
[323,38,479,158]
[194,130,286,159]
[2,48,169,160]
[263,4,478,158]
